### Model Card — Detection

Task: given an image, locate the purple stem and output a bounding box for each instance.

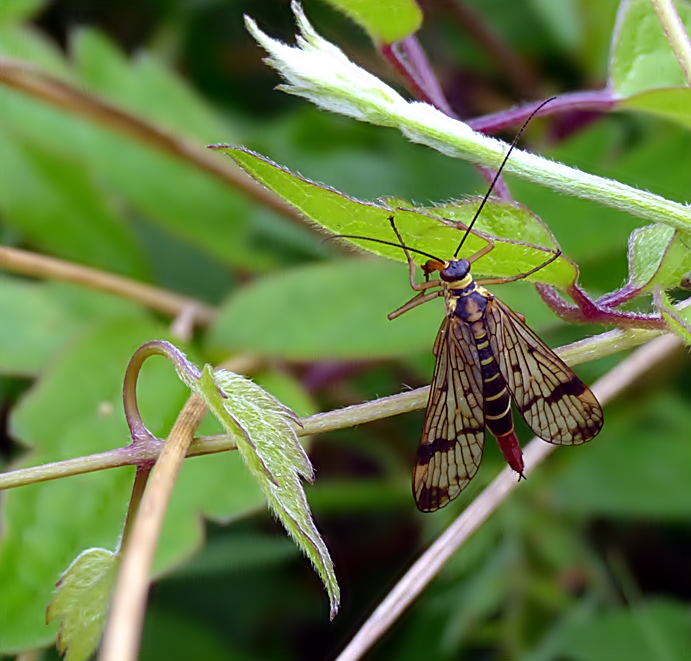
[596,283,645,309]
[123,340,202,445]
[382,38,657,329]
[467,90,619,134]
[393,37,455,115]
[380,37,512,199]
[536,284,666,329]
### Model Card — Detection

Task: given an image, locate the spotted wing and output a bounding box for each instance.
[485,297,603,444]
[413,316,485,512]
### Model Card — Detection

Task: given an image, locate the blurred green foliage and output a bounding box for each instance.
[0,0,690,660]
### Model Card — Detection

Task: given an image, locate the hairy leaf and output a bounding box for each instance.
[46,548,119,661]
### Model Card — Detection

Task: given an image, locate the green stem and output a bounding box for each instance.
[118,467,151,552]
[246,6,691,231]
[0,312,682,493]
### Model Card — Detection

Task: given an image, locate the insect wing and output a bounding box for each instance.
[414,316,485,512]
[485,298,603,444]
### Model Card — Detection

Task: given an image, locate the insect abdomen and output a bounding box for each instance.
[474,331,512,435]
[474,324,525,476]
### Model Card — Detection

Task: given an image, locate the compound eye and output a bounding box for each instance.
[440,259,470,282]
[439,268,456,282]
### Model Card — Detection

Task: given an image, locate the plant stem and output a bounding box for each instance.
[99,394,208,661]
[650,0,691,87]
[118,467,151,551]
[0,58,302,227]
[1,310,683,493]
[536,283,666,329]
[0,245,216,325]
[334,331,682,661]
[466,91,619,134]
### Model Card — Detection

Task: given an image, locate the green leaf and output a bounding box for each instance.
[0,278,145,377]
[46,548,119,661]
[554,393,691,518]
[0,317,190,653]
[416,201,576,287]
[207,258,441,360]
[554,599,691,661]
[654,288,691,344]
[610,0,691,95]
[0,0,47,24]
[320,0,423,44]
[191,366,339,618]
[620,87,691,129]
[214,146,575,288]
[0,129,148,279]
[71,28,227,144]
[625,225,691,293]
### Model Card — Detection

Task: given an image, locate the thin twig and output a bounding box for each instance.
[0,318,677,493]
[650,0,691,87]
[466,90,618,134]
[334,332,682,661]
[0,58,302,226]
[0,244,217,326]
[99,395,208,661]
[118,467,151,550]
[99,351,260,661]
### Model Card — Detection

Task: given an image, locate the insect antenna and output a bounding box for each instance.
[323,233,444,263]
[454,96,557,259]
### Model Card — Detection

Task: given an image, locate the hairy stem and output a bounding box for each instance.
[1,310,683,494]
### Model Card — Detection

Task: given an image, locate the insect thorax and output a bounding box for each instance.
[447,284,489,323]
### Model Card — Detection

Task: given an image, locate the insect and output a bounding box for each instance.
[333,100,603,511]
[386,214,603,511]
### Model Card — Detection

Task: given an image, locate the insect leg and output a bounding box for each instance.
[388,289,442,320]
[476,249,562,286]
[466,237,496,264]
[388,215,443,292]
